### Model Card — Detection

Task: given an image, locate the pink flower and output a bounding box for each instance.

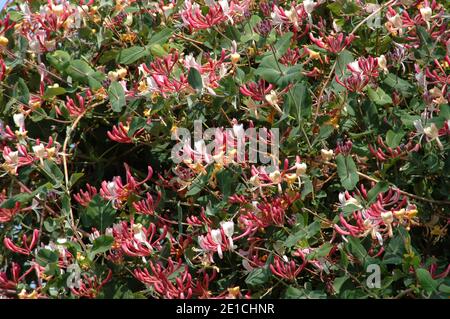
[309,33,355,54]
[4,229,39,255]
[113,221,167,257]
[100,164,153,207]
[73,183,98,207]
[270,253,306,281]
[133,192,161,216]
[71,269,112,299]
[134,258,193,299]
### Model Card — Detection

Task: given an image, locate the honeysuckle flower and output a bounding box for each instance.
[13,113,25,131]
[295,162,307,176]
[303,0,316,15]
[424,123,443,149]
[378,55,388,73]
[264,90,282,113]
[321,149,334,161]
[32,144,45,165]
[420,6,432,22]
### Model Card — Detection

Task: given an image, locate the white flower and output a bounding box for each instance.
[269,170,282,183]
[221,221,234,249]
[332,20,342,32]
[4,151,18,165]
[265,91,280,111]
[221,221,234,238]
[249,175,260,187]
[211,229,223,258]
[339,192,362,208]
[413,119,425,134]
[107,181,117,196]
[108,71,119,81]
[211,229,222,245]
[321,149,334,161]
[381,211,394,224]
[13,113,25,129]
[124,14,133,26]
[303,0,316,15]
[388,14,403,29]
[32,144,46,159]
[420,6,432,22]
[295,162,307,176]
[424,123,439,140]
[377,55,388,73]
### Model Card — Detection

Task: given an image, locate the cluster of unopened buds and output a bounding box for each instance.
[334,184,418,247]
[3,229,40,256]
[107,121,145,144]
[369,135,420,162]
[70,269,113,299]
[180,0,250,31]
[270,250,307,281]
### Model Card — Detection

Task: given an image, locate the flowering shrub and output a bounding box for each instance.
[0,0,449,299]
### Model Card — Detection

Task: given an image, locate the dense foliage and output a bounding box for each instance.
[0,0,449,299]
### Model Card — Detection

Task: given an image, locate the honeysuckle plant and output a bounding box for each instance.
[0,0,449,299]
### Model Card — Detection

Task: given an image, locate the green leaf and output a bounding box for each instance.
[336,154,359,190]
[69,172,84,187]
[187,67,203,91]
[245,267,269,287]
[383,235,404,265]
[43,86,66,100]
[149,29,174,45]
[333,275,350,295]
[108,81,126,112]
[274,32,293,58]
[13,78,30,105]
[47,50,71,71]
[66,60,104,90]
[335,50,354,77]
[255,55,303,86]
[36,249,59,266]
[82,195,116,232]
[0,193,34,209]
[289,82,311,121]
[312,125,334,146]
[367,87,393,106]
[416,268,438,293]
[90,235,114,256]
[42,160,64,186]
[383,74,413,97]
[116,46,150,65]
[283,286,327,299]
[347,237,367,262]
[385,130,405,148]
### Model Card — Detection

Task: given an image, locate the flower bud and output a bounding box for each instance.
[0,36,9,47]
